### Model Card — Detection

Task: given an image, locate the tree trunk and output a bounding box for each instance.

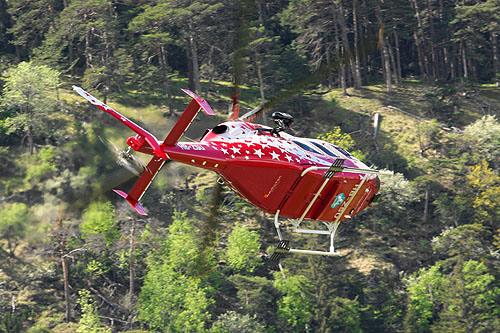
[68,34,75,77]
[336,0,357,89]
[387,35,400,87]
[85,18,92,69]
[423,184,430,224]
[256,57,265,105]
[382,40,392,92]
[188,32,201,93]
[57,215,71,322]
[426,0,438,79]
[413,30,426,80]
[461,42,468,78]
[376,7,392,92]
[393,27,403,86]
[129,217,135,310]
[352,0,362,88]
[491,31,499,87]
[450,44,457,78]
[334,19,347,95]
[159,45,173,115]
[411,0,429,79]
[27,104,34,155]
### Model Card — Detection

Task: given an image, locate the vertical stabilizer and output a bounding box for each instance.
[163,89,215,146]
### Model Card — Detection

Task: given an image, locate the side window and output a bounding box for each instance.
[292,140,323,155]
[310,141,338,157]
[327,144,354,158]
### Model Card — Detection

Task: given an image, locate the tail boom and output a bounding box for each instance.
[72,86,167,159]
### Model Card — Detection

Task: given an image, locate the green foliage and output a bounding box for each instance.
[324,296,363,333]
[1,311,28,333]
[211,311,265,333]
[362,172,419,230]
[158,211,216,276]
[229,274,278,326]
[76,290,111,333]
[225,223,262,274]
[273,271,313,331]
[463,115,500,165]
[80,201,119,246]
[1,61,60,153]
[466,160,500,225]
[317,126,355,150]
[139,267,213,332]
[404,264,448,332]
[432,260,500,332]
[2,0,500,331]
[317,126,365,160]
[431,224,489,266]
[138,213,214,331]
[24,147,57,186]
[0,202,33,254]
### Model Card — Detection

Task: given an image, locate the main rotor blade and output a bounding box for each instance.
[238,31,381,123]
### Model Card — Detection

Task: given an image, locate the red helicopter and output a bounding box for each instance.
[74,86,392,258]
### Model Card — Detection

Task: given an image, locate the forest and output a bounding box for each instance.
[0,0,500,332]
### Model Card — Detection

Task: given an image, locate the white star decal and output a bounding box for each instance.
[254,149,264,158]
[270,151,280,160]
[277,143,289,153]
[221,143,227,147]
[221,148,229,154]
[285,155,293,162]
[296,158,301,163]
[246,150,250,154]
[231,154,235,159]
[245,156,249,160]
[230,146,241,154]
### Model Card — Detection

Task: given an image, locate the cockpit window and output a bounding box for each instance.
[310,141,338,157]
[292,140,323,155]
[327,144,354,158]
[335,146,353,158]
[212,124,228,134]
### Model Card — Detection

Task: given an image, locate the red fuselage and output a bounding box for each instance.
[161,121,379,223]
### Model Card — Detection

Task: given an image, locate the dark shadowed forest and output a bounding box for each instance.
[1,0,500,332]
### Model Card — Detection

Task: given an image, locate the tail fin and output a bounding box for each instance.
[114,156,165,215]
[163,89,215,146]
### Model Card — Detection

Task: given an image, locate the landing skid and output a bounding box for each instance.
[270,210,341,260]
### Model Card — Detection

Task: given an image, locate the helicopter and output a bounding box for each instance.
[74,85,393,259]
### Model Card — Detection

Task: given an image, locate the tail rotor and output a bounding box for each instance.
[99,135,147,176]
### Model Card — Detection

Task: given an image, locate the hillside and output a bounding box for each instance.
[1,0,500,330]
[2,78,499,332]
